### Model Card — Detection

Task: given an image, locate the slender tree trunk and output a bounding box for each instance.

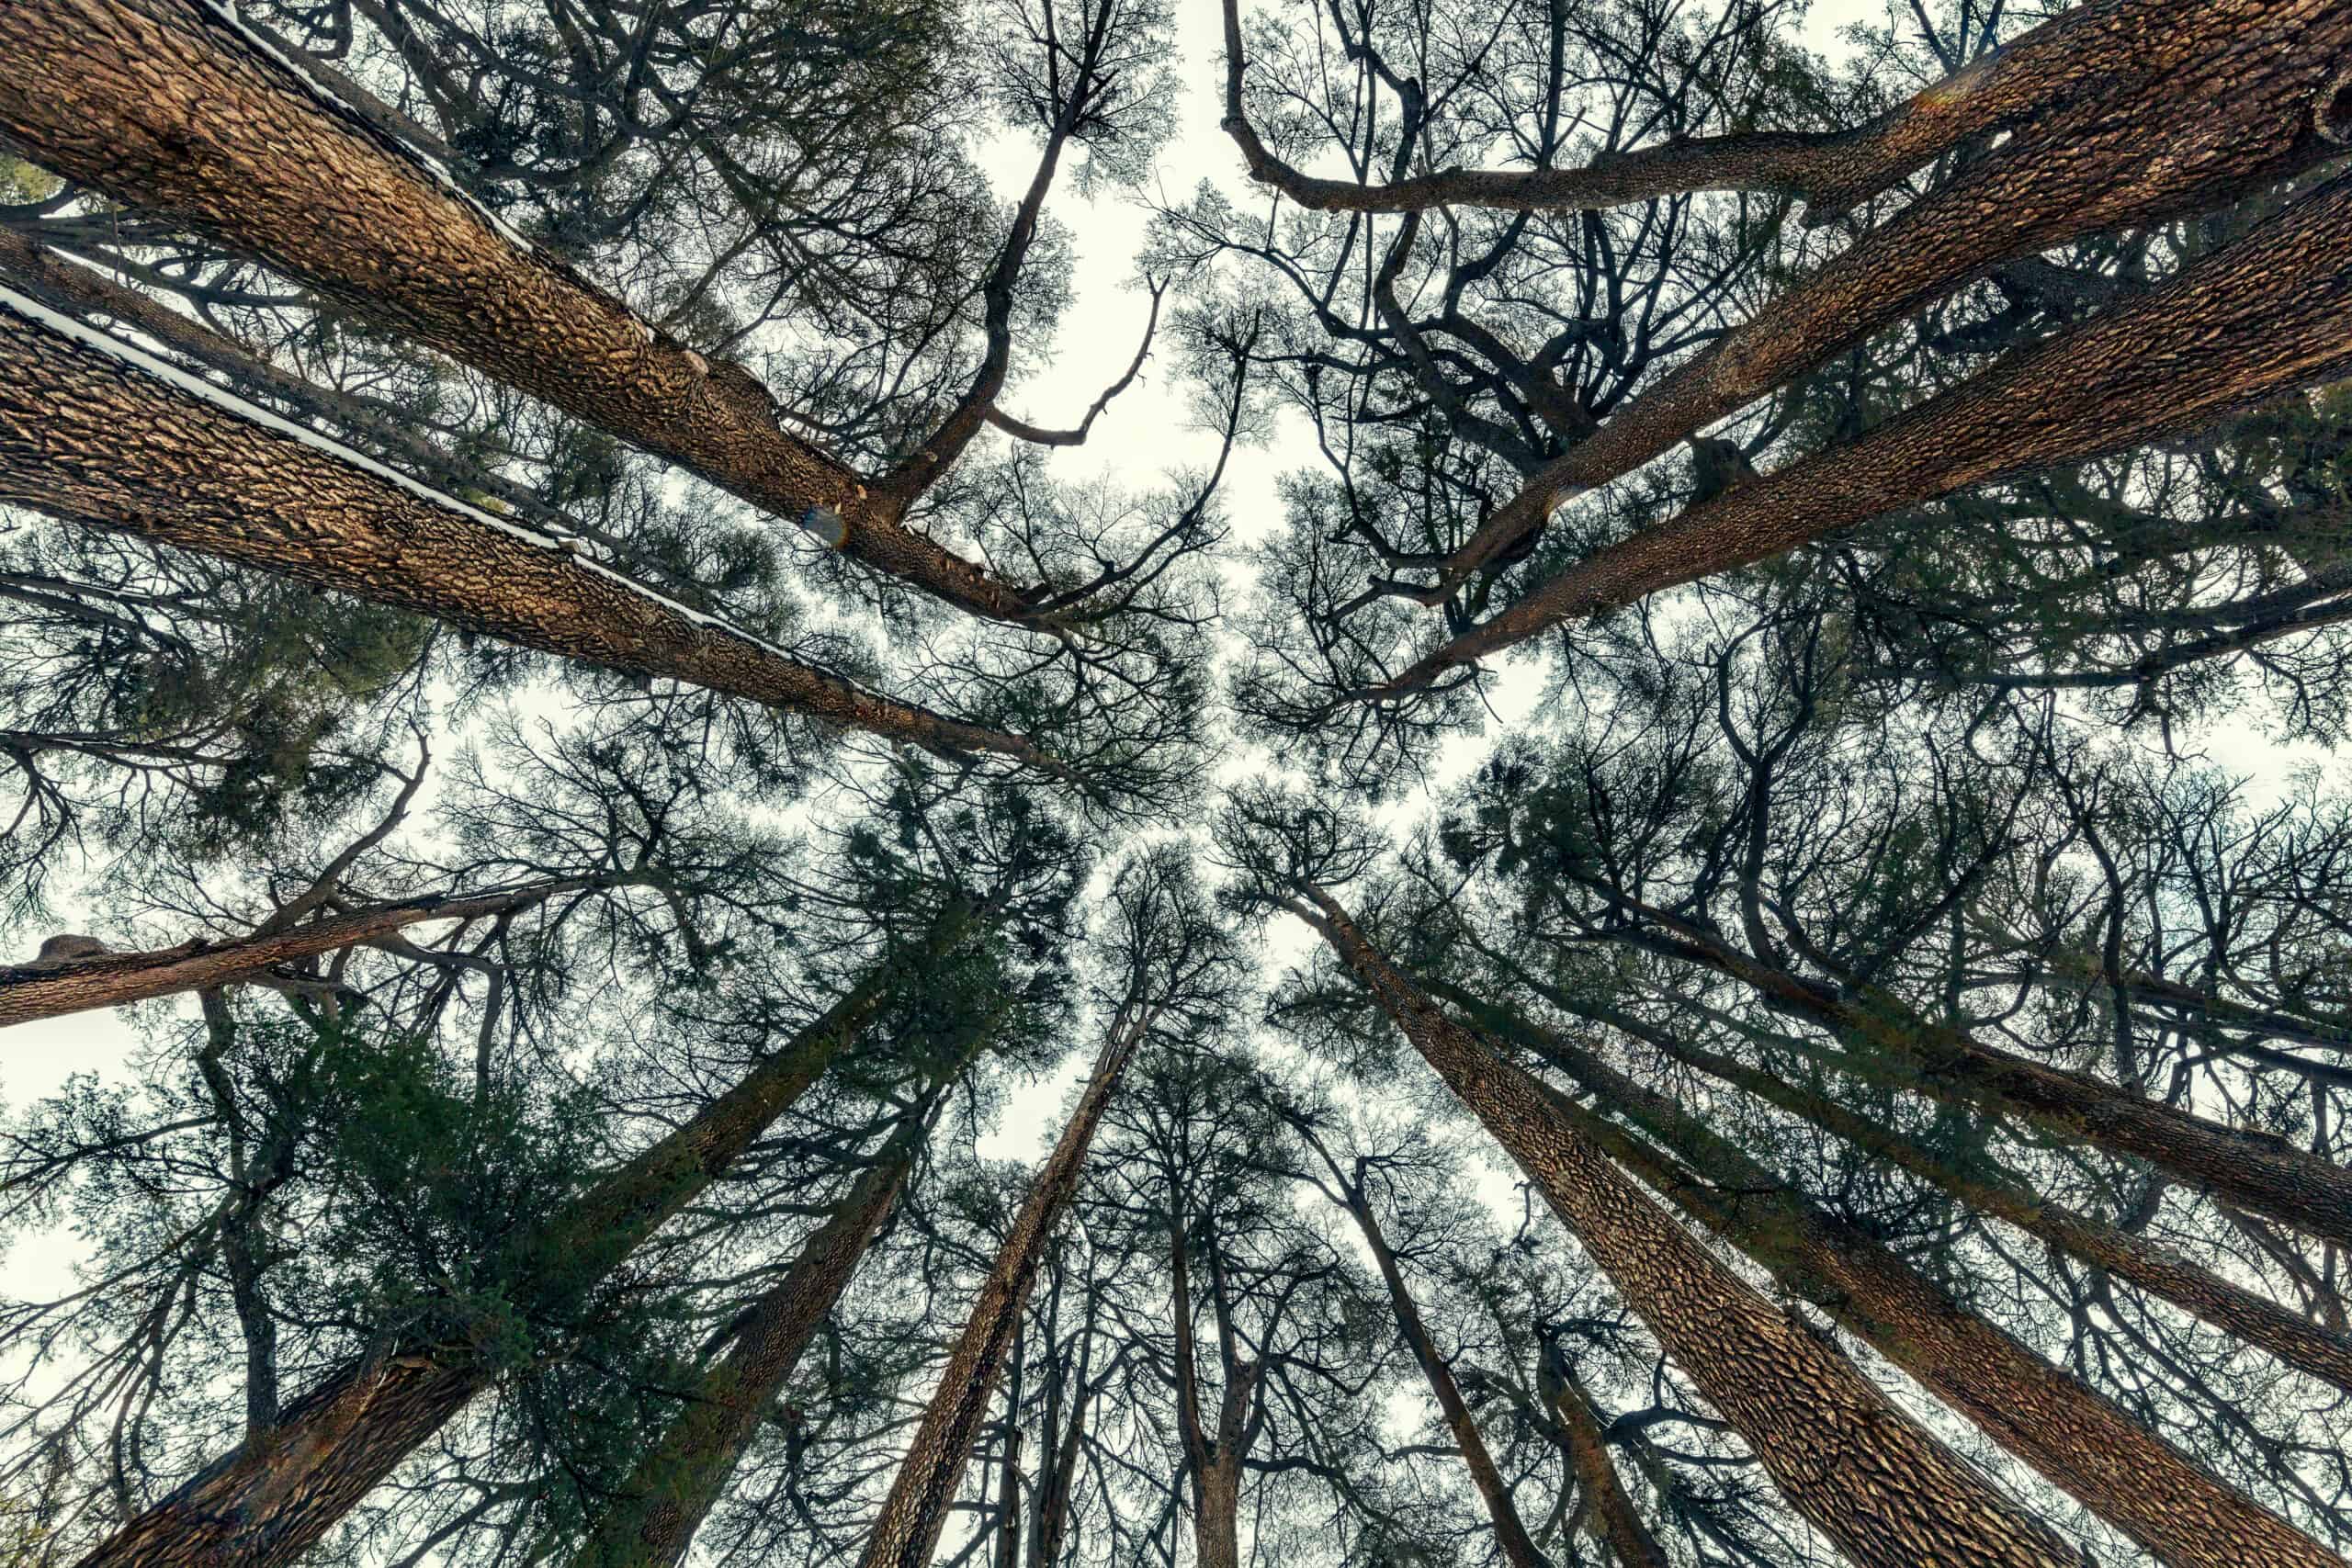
[1026,1341,1091,1568]
[1,880,613,1029]
[1287,886,2077,1568]
[1455,976,2352,1396]
[1385,165,2352,689]
[568,1124,922,1568]
[855,1008,1146,1568]
[0,0,1043,621]
[1538,1347,1669,1568]
[0,295,1057,769]
[1300,1132,1546,1568]
[74,908,972,1568]
[1589,897,2352,1248]
[1168,1191,1259,1568]
[991,1428,1025,1568]
[1473,998,2343,1568]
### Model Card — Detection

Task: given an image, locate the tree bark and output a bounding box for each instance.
[1405,0,2352,597]
[0,292,1056,770]
[72,908,972,1568]
[1537,1344,1669,1568]
[1,880,608,1029]
[568,1126,921,1568]
[1288,887,2078,1568]
[1465,979,2352,1397]
[0,0,1046,621]
[1385,144,2352,677]
[1297,1129,1547,1568]
[855,1008,1145,1568]
[1475,1000,2343,1568]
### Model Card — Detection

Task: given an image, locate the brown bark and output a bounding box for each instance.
[1383,164,2352,689]
[1480,1002,2342,1568]
[0,0,1046,622]
[0,292,1057,770]
[0,881,602,1030]
[72,910,970,1568]
[1539,1345,1669,1568]
[1480,982,2352,1397]
[569,1128,920,1568]
[855,1009,1146,1568]
[1288,887,2077,1568]
[1295,1129,1546,1568]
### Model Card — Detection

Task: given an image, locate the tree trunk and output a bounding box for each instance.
[1538,1346,1669,1568]
[1464,978,2352,1397]
[855,1008,1146,1568]
[568,1125,921,1568]
[1300,1130,1546,1568]
[1289,887,2077,1568]
[1,881,605,1029]
[1409,0,2352,596]
[1386,165,2352,689]
[1477,999,2343,1568]
[0,0,1043,622]
[0,292,1053,769]
[1590,897,2352,1248]
[73,909,970,1568]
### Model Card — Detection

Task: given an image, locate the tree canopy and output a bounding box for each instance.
[5,0,2352,1562]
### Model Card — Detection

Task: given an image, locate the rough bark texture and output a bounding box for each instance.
[0,295,1048,767]
[1324,1159,1547,1568]
[0,883,588,1028]
[1491,1006,2343,1568]
[71,916,962,1568]
[1389,164,2352,686]
[1498,987,2352,1397]
[1540,1347,1670,1568]
[570,1134,918,1568]
[0,0,1044,621]
[855,1010,1144,1568]
[1292,888,2077,1568]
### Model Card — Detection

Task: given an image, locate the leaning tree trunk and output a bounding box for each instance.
[0,294,1054,770]
[1311,1145,1547,1568]
[1473,998,2344,1568]
[1287,887,2078,1568]
[855,1008,1147,1568]
[0,0,1041,622]
[1465,978,2352,1397]
[1592,896,2352,1249]
[1539,1346,1670,1568]
[73,907,975,1568]
[1410,0,2352,593]
[1385,167,2352,690]
[0,880,609,1029]
[568,1123,922,1568]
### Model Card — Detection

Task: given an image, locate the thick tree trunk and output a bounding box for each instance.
[568,1128,920,1568]
[1476,981,2352,1397]
[73,911,969,1568]
[1539,1348,1669,1568]
[1289,887,2077,1568]
[1407,0,2352,597]
[1307,1141,1546,1568]
[855,1010,1145,1568]
[0,0,1042,622]
[1,881,605,1029]
[1478,1002,2343,1568]
[1385,166,2352,688]
[0,293,1053,770]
